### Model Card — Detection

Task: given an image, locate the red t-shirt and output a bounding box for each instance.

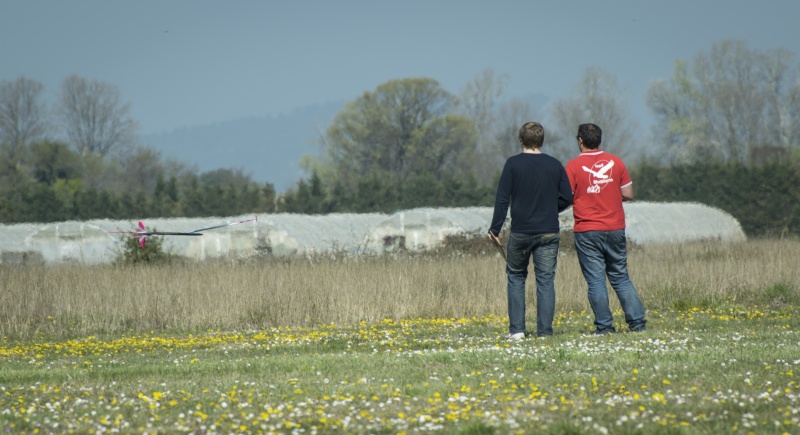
[565,150,631,232]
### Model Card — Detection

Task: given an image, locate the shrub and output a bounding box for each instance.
[112,229,175,265]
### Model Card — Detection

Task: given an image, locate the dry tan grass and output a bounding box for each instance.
[628,238,800,307]
[2,238,798,340]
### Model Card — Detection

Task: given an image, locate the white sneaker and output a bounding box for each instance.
[508,332,525,341]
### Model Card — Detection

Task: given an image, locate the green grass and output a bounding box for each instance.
[2,307,799,434]
[2,238,799,433]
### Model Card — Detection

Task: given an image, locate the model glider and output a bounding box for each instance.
[108,216,258,247]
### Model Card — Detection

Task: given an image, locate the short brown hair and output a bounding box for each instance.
[519,122,544,149]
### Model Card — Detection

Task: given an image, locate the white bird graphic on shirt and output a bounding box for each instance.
[582,160,614,179]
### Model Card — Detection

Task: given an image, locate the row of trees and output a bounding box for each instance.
[304,40,799,195]
[0,74,282,223]
[282,160,800,237]
[1,40,799,237]
[1,141,798,238]
[0,150,496,223]
[281,172,494,214]
[0,145,278,223]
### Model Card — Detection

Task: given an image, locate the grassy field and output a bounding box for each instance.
[1,238,799,433]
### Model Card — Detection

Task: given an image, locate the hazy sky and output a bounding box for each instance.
[3,0,799,136]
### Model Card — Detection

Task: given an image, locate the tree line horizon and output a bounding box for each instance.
[1,39,798,237]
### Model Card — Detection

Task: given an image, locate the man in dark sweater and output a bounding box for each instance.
[488,122,573,339]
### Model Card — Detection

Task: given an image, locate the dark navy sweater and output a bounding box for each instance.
[489,153,573,235]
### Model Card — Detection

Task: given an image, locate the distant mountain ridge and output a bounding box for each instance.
[140,93,550,193]
[141,101,344,192]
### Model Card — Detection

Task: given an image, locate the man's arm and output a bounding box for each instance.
[488,161,512,236]
[621,183,634,202]
[557,168,574,212]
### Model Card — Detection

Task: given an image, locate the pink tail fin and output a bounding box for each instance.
[138,221,147,247]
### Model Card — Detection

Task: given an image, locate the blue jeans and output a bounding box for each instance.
[506,232,560,336]
[573,230,647,332]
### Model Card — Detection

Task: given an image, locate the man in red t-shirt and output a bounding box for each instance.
[565,123,646,334]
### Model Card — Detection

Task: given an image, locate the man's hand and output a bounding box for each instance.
[487,231,507,260]
[621,184,634,202]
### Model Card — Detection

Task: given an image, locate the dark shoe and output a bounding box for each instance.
[630,327,646,333]
[592,329,617,335]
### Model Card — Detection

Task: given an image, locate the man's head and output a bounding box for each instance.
[519,122,544,150]
[577,123,602,150]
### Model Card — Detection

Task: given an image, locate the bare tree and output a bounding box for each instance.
[487,99,538,167]
[0,76,49,161]
[549,67,640,164]
[646,40,800,164]
[59,75,138,157]
[458,68,508,151]
[457,69,549,182]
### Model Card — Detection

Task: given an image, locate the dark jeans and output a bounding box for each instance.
[574,230,647,332]
[506,232,560,336]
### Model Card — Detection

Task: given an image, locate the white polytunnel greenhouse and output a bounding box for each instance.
[0,202,745,265]
[364,207,499,252]
[607,201,746,245]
